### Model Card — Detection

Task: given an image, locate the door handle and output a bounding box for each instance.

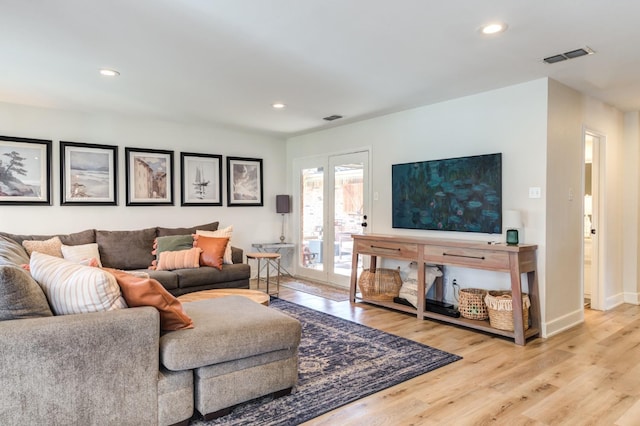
[361,222,368,227]
[590,229,596,235]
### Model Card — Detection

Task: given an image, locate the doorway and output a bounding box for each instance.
[583,131,602,310]
[294,150,370,287]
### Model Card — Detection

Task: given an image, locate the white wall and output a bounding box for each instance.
[545,80,585,333]
[623,111,640,304]
[0,102,287,253]
[287,79,550,327]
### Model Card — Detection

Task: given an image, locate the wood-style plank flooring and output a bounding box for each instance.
[271,281,640,425]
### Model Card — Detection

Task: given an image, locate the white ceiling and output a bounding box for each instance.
[2,1,640,137]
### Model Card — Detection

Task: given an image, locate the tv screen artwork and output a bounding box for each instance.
[392,153,502,233]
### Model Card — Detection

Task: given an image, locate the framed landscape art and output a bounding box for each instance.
[0,135,52,205]
[180,152,222,206]
[60,141,118,205]
[125,147,174,206]
[227,156,263,206]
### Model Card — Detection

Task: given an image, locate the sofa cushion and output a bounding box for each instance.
[143,269,179,290]
[156,248,202,271]
[195,225,233,264]
[193,235,228,270]
[157,221,219,237]
[30,252,127,315]
[174,264,250,289]
[96,227,156,270]
[160,296,301,370]
[61,243,103,267]
[0,236,52,320]
[105,268,194,331]
[0,265,53,320]
[0,235,30,266]
[22,236,63,257]
[0,229,96,246]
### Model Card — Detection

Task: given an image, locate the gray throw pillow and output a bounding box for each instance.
[154,235,194,260]
[0,265,53,320]
[96,227,157,270]
[0,235,30,266]
[157,221,219,237]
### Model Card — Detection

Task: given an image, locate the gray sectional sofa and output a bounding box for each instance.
[0,223,302,425]
[0,221,250,296]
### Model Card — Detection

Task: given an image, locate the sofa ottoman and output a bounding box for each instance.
[159,296,301,419]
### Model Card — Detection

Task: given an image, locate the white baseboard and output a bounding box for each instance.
[623,292,640,305]
[605,293,626,310]
[543,308,584,338]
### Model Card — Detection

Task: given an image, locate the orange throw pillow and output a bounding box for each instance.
[104,268,194,331]
[193,235,229,270]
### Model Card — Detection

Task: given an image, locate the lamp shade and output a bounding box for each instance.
[503,209,522,230]
[276,195,291,213]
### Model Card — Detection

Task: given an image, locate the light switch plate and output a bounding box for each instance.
[529,187,541,198]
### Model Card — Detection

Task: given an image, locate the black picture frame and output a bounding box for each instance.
[60,141,118,205]
[125,147,174,206]
[0,135,52,205]
[180,152,223,206]
[226,156,263,207]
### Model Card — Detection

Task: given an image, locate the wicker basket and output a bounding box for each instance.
[358,267,402,301]
[485,291,531,331]
[458,288,489,320]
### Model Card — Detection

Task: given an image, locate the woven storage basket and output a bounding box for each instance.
[485,291,531,331]
[358,267,402,301]
[458,288,489,320]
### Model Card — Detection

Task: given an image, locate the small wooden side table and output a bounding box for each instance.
[177,288,270,306]
[246,252,281,296]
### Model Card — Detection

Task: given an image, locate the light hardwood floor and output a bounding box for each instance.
[272,282,640,425]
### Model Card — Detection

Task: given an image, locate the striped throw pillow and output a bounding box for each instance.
[156,247,202,271]
[29,252,127,315]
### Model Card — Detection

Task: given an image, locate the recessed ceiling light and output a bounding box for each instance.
[99,68,120,77]
[272,103,286,109]
[480,22,508,35]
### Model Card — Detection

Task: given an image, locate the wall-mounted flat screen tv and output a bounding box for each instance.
[392,153,502,233]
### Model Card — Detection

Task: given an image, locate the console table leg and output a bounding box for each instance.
[509,253,525,345]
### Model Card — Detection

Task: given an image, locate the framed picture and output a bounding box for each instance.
[0,135,52,205]
[60,141,118,205]
[180,152,222,206]
[227,156,263,206]
[125,147,174,206]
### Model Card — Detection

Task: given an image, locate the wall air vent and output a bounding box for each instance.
[323,115,343,121]
[543,46,594,64]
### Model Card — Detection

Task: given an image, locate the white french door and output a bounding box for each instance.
[294,150,369,287]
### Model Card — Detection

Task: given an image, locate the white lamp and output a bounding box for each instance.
[503,209,523,245]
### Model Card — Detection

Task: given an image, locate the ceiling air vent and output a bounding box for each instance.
[323,115,343,121]
[543,46,594,64]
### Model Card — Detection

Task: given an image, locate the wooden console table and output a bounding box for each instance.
[349,234,540,345]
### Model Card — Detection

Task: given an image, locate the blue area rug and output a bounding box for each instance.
[192,298,461,426]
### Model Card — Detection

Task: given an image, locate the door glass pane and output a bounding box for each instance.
[333,163,363,276]
[301,167,324,271]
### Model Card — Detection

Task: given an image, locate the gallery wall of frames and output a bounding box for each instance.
[0,135,264,207]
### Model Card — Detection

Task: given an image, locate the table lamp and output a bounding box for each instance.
[276,195,291,243]
[503,209,523,245]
